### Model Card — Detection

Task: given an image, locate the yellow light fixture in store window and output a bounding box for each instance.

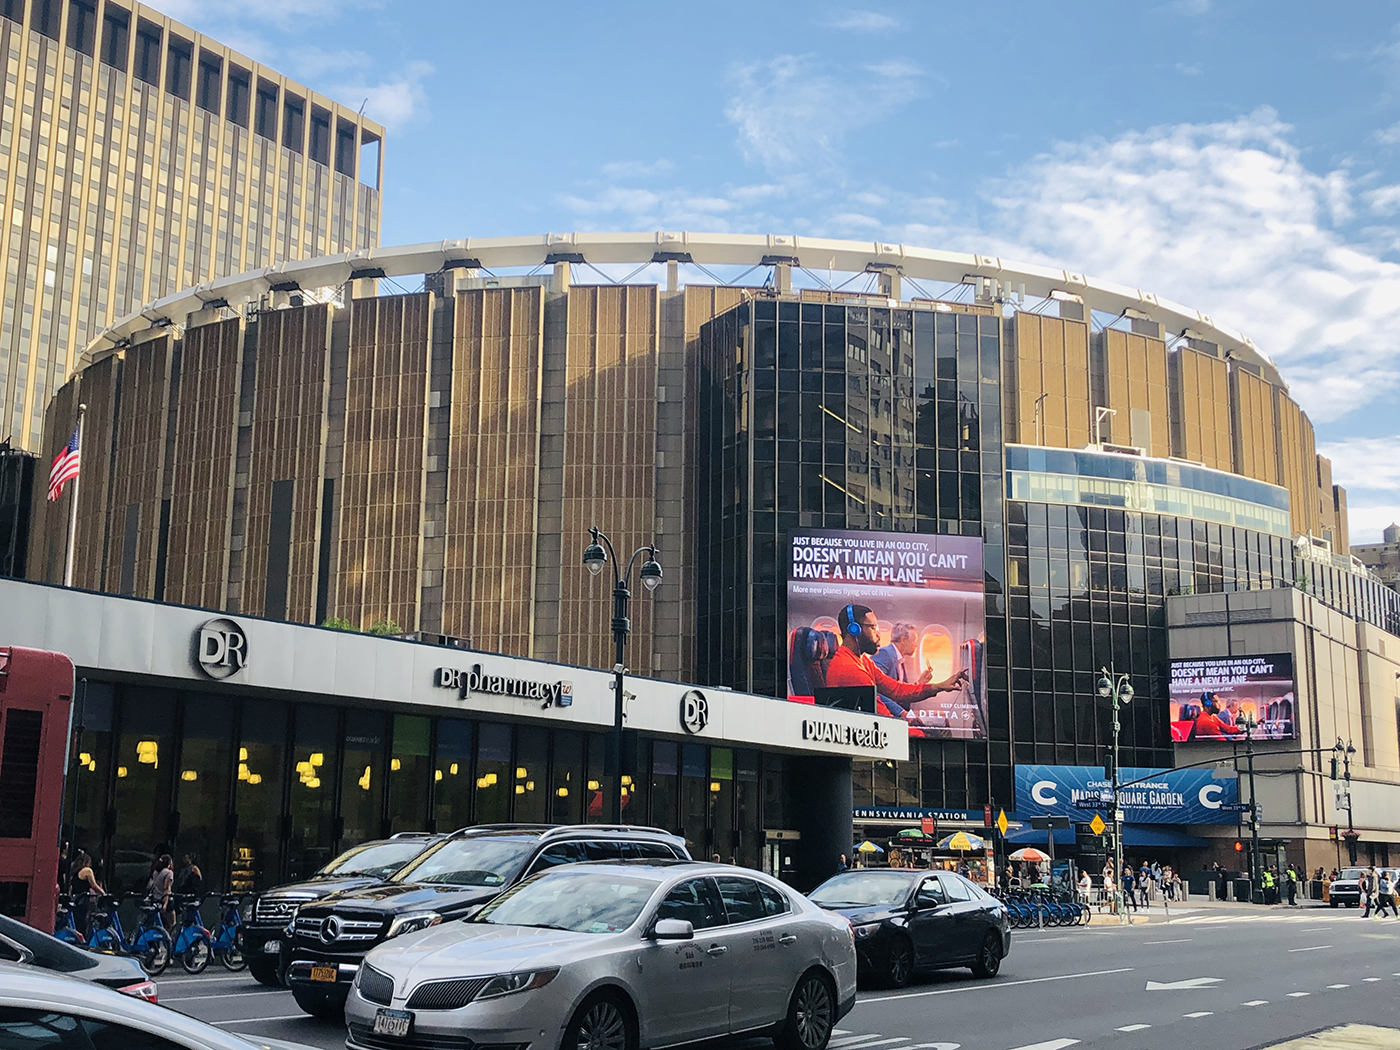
[116,766,128,778]
[85,758,96,771]
[449,763,459,775]
[359,765,372,790]
[476,777,488,788]
[621,776,633,786]
[238,763,249,781]
[435,769,443,782]
[136,740,158,766]
[587,780,600,791]
[296,761,313,775]
[310,753,324,767]
[709,781,721,793]
[516,767,527,778]
[79,752,91,765]
[305,777,320,789]
[248,773,263,785]
[484,772,498,786]
[525,780,534,791]
[181,770,197,782]
[556,787,569,798]
[391,758,402,771]
[515,785,524,795]
[239,747,248,761]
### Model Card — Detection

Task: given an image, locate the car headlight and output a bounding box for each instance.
[851,922,882,940]
[386,912,442,939]
[476,969,560,1000]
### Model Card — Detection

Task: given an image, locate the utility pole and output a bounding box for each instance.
[1242,714,1262,903]
[1098,666,1134,925]
[1333,737,1357,864]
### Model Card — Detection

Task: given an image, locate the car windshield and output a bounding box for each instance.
[474,870,662,933]
[808,871,917,907]
[391,837,537,888]
[1339,868,1365,880]
[0,914,96,973]
[318,840,430,880]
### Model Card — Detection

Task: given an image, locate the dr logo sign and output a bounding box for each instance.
[196,618,248,680]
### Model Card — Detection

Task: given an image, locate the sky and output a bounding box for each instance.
[162,0,1400,543]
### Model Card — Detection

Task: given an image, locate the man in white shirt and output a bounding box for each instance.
[874,623,928,714]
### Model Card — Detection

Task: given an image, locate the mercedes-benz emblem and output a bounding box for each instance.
[320,915,342,944]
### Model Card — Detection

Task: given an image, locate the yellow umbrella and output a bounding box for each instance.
[936,831,985,851]
[856,840,883,853]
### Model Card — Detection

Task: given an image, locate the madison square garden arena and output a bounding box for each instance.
[9,232,1400,896]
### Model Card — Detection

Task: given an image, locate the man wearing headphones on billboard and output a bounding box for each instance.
[828,603,968,711]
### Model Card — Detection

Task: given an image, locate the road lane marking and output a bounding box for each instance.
[834,1031,851,1037]
[1327,983,1349,989]
[162,990,291,1002]
[210,1015,308,1025]
[1183,1012,1213,1019]
[1364,977,1383,982]
[1116,1025,1151,1032]
[1242,1000,1268,1007]
[908,1044,961,1050]
[832,1040,907,1050]
[859,968,1133,1005]
[1142,939,1192,945]
[828,1038,890,1049]
[1288,945,1331,952]
[1007,1040,1079,1050]
[1145,977,1221,990]
[1301,927,1330,932]
[1287,992,1310,997]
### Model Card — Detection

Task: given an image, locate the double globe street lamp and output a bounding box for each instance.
[1097,667,1134,923]
[583,527,663,823]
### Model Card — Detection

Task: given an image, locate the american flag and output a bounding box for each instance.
[47,425,81,502]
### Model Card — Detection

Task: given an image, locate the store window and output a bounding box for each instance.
[110,687,177,895]
[710,748,734,862]
[623,740,649,826]
[286,705,338,879]
[232,700,286,892]
[680,743,708,858]
[433,719,473,833]
[550,730,583,825]
[65,684,113,879]
[475,723,512,824]
[585,733,608,824]
[340,710,386,847]
[388,715,431,833]
[513,726,547,824]
[735,750,760,869]
[650,741,678,833]
[173,694,233,890]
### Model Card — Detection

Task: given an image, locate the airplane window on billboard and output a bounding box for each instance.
[1168,654,1297,742]
[786,528,987,740]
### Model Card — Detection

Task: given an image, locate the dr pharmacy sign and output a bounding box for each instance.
[436,664,573,708]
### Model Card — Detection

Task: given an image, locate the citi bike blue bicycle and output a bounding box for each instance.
[85,893,172,975]
[52,895,86,945]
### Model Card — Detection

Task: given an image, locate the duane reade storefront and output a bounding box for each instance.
[0,577,905,894]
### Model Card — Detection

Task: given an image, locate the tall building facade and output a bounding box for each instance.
[0,0,383,451]
[28,233,1400,871]
[1353,524,1400,594]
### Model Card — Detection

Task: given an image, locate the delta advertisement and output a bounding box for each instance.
[786,528,987,739]
[1014,764,1241,825]
[1168,653,1297,742]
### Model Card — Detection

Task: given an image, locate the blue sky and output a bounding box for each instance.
[164,0,1400,542]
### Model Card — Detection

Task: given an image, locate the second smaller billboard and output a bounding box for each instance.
[1168,653,1296,742]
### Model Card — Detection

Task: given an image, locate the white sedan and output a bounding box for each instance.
[346,860,857,1050]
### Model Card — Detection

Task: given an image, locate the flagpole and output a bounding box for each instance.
[62,403,86,587]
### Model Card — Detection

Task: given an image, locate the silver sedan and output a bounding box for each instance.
[345,860,857,1050]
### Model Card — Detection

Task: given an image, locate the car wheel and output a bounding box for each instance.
[291,987,344,1021]
[883,938,913,989]
[775,970,836,1050]
[562,992,634,1050]
[248,957,281,986]
[970,932,1001,979]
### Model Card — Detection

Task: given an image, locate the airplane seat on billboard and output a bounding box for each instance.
[788,627,839,697]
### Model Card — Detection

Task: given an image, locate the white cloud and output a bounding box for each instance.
[824,11,898,31]
[1317,436,1400,543]
[327,61,434,129]
[724,54,921,172]
[601,159,677,179]
[1374,121,1400,146]
[1364,184,1400,215]
[1176,62,1203,76]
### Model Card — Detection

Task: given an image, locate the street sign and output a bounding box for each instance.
[1218,802,1252,814]
[996,809,1009,836]
[920,816,934,834]
[1089,813,1106,836]
[1074,797,1107,809]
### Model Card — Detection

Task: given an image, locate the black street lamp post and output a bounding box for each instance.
[1239,713,1263,903]
[1097,666,1133,925]
[582,527,662,823]
[1333,737,1357,865]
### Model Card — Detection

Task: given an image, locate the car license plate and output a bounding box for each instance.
[373,1009,412,1038]
[310,965,337,983]
[262,940,281,954]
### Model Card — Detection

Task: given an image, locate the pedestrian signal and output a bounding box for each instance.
[1234,840,1243,852]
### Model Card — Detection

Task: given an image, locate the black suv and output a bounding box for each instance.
[285,823,689,1017]
[245,834,443,986]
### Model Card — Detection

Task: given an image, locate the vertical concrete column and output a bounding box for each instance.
[531,291,570,662]
[789,755,853,892]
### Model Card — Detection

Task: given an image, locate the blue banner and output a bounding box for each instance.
[1014,764,1240,825]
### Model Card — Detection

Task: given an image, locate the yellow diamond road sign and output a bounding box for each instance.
[996,809,1009,836]
[1089,813,1107,836]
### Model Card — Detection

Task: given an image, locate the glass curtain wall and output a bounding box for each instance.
[513,726,548,824]
[475,723,511,823]
[433,719,473,832]
[65,683,114,882]
[341,710,387,847]
[174,695,234,888]
[109,688,177,894]
[231,700,287,892]
[388,715,431,833]
[549,730,583,824]
[287,705,338,879]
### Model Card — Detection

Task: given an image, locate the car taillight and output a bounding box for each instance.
[118,980,158,1003]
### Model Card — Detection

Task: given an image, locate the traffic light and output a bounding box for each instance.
[1234,841,1243,852]
[1330,753,1339,781]
[1103,753,1116,781]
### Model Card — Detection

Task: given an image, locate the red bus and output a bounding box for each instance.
[0,646,74,928]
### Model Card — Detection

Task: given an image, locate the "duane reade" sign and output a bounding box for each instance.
[436,664,573,708]
[802,717,889,751]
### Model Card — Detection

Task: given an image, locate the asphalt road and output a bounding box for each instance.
[156,904,1400,1050]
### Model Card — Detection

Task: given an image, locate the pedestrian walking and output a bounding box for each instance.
[836,853,848,873]
[1376,871,1398,918]
[1360,868,1375,917]
[1122,869,1139,911]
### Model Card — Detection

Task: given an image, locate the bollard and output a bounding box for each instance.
[1207,881,1216,902]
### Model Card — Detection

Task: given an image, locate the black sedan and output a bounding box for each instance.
[808,869,1010,988]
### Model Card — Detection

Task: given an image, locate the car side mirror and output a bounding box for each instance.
[651,918,694,940]
[915,894,942,910]
[0,937,33,965]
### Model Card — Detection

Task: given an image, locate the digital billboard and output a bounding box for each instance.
[1168,653,1297,741]
[787,528,987,739]
[1014,764,1240,825]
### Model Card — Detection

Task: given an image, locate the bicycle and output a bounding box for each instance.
[86,893,171,976]
[53,895,86,945]
[171,895,212,974]
[209,893,246,971]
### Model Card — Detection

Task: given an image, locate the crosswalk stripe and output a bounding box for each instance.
[1007,1040,1079,1050]
[1183,1012,1213,1018]
[1287,992,1310,997]
[1116,1024,1151,1032]
[1242,1000,1268,1007]
[1327,983,1349,989]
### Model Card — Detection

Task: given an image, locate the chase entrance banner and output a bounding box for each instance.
[1014,763,1240,825]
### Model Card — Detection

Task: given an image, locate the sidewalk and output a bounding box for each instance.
[1082,894,1331,925]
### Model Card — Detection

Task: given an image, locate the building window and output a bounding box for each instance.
[133,18,160,87]
[387,714,430,834]
[66,0,95,55]
[225,64,250,127]
[0,1,21,25]
[32,0,58,38]
[165,35,191,100]
[254,78,278,140]
[308,105,331,166]
[334,119,356,177]
[195,49,221,114]
[98,3,127,70]
[282,94,304,152]
[432,719,474,832]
